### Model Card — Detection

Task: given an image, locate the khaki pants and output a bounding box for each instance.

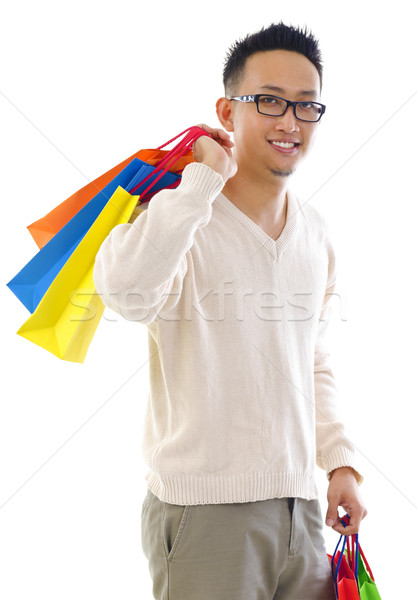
[141,489,335,600]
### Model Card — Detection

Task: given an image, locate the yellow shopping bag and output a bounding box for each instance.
[17,187,139,363]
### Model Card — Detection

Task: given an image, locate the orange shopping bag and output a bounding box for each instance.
[27,143,194,249]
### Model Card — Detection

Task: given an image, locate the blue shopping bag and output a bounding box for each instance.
[7,159,179,313]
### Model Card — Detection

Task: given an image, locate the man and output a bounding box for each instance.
[93,22,367,600]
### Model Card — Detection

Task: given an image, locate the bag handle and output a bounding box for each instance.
[358,543,374,581]
[331,531,347,598]
[155,126,210,151]
[128,126,212,198]
[341,515,375,581]
[331,514,359,599]
[135,128,204,202]
[341,515,359,580]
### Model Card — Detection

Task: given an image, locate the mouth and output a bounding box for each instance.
[268,140,300,155]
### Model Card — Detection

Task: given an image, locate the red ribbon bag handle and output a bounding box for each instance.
[128,126,211,200]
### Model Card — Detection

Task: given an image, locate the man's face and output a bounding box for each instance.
[229,49,322,181]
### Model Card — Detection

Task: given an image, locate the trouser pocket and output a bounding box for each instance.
[162,501,191,561]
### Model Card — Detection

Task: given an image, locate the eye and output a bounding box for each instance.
[260,96,279,104]
[298,102,323,116]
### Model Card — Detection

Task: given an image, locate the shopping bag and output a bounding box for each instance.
[329,515,382,600]
[345,531,382,600]
[356,555,381,599]
[330,537,361,599]
[27,138,194,249]
[16,186,139,363]
[15,126,211,363]
[7,159,179,313]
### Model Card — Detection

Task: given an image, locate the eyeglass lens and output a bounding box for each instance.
[258,95,323,121]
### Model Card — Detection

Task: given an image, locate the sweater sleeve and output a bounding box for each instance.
[314,246,364,485]
[92,162,224,324]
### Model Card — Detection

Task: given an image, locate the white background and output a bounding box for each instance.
[1,1,416,598]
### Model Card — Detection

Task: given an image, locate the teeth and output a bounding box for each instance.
[272,141,296,148]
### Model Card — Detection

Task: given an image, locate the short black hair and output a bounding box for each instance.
[223,22,323,96]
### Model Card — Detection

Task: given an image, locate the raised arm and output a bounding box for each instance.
[92,126,236,324]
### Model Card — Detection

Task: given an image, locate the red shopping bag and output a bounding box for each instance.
[344,527,382,600]
[329,540,361,599]
[328,515,382,600]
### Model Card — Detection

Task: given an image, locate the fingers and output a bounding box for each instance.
[332,516,357,536]
[191,127,237,183]
[325,493,339,529]
[214,129,234,148]
[326,468,367,536]
[330,505,368,536]
[196,124,234,148]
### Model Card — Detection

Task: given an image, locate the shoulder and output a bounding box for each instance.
[292,191,335,246]
[291,190,337,279]
[293,192,331,234]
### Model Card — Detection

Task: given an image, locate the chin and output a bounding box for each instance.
[269,167,295,178]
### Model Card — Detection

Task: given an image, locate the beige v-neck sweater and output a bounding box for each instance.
[93,162,362,505]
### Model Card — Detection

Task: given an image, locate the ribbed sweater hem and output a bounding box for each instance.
[145,470,319,505]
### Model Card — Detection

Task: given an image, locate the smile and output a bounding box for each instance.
[268,140,300,154]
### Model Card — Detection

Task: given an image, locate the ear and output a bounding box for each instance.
[216,97,234,132]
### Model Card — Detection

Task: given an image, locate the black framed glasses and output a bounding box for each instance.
[229,94,326,122]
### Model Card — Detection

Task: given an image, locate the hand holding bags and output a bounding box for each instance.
[9,127,211,363]
[329,515,382,599]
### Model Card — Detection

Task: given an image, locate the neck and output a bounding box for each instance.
[221,168,289,233]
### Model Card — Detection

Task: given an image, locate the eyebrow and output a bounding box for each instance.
[259,85,318,99]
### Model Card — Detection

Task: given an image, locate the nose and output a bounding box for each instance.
[274,105,300,132]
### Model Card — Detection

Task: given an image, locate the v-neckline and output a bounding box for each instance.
[215,188,299,260]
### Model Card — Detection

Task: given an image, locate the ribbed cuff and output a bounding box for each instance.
[322,448,364,485]
[179,162,225,201]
